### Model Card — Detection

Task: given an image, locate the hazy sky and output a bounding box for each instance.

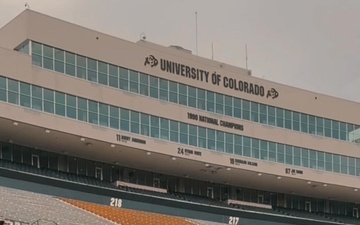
[1,0,360,102]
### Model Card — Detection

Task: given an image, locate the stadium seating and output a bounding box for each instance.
[62,198,202,225]
[0,184,227,225]
[0,186,110,225]
[1,159,359,224]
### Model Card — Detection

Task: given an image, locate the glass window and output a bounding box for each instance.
[0,76,6,89]
[109,64,119,88]
[316,117,324,136]
[259,104,267,124]
[20,82,31,96]
[233,98,241,119]
[325,153,332,172]
[179,122,188,144]
[333,155,340,173]
[292,112,300,131]
[44,89,54,113]
[198,127,206,148]
[277,144,285,163]
[260,140,267,160]
[188,86,196,108]
[170,121,178,142]
[301,148,309,168]
[197,89,206,110]
[98,61,107,74]
[268,106,276,125]
[43,45,53,70]
[215,93,224,114]
[119,68,129,91]
[31,85,43,110]
[242,100,250,120]
[150,116,159,138]
[43,45,53,58]
[207,129,215,150]
[98,62,108,86]
[300,114,308,133]
[309,116,316,134]
[130,111,140,134]
[66,95,77,119]
[285,146,293,165]
[65,52,75,64]
[341,156,348,174]
[159,79,168,101]
[241,137,250,157]
[160,118,169,140]
[234,135,242,155]
[224,95,233,117]
[55,48,64,62]
[276,108,284,128]
[8,79,19,104]
[20,82,31,107]
[268,142,276,161]
[77,97,87,122]
[129,70,138,93]
[340,122,347,141]
[178,84,187,106]
[225,133,233,154]
[88,100,98,124]
[250,102,259,122]
[87,58,97,82]
[120,109,130,131]
[32,42,42,55]
[309,150,317,169]
[139,73,148,96]
[169,81,178,103]
[188,125,197,147]
[206,91,215,113]
[150,76,159,99]
[140,113,150,136]
[216,131,224,152]
[317,152,325,170]
[76,55,86,79]
[65,52,75,76]
[252,139,260,159]
[55,92,65,116]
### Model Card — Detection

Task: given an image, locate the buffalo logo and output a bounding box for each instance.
[144,55,158,67]
[266,88,279,99]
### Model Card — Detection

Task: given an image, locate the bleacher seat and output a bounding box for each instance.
[62,198,200,225]
[0,186,110,225]
[1,159,359,224]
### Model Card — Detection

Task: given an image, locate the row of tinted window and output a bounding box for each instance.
[28,41,360,143]
[1,75,360,176]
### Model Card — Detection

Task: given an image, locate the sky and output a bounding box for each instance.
[1,0,360,102]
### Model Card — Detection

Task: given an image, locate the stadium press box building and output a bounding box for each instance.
[0,9,360,225]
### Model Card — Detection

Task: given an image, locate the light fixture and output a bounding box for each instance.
[110,144,115,148]
[277,176,282,180]
[80,137,86,141]
[13,122,18,126]
[146,152,151,155]
[171,157,176,161]
[323,184,328,187]
[205,163,210,167]
[226,167,231,171]
[45,129,50,134]
[307,181,312,184]
[355,188,358,192]
[258,173,262,176]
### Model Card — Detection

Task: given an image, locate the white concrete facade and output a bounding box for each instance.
[1,10,360,204]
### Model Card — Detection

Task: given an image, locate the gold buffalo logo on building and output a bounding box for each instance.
[144,55,158,67]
